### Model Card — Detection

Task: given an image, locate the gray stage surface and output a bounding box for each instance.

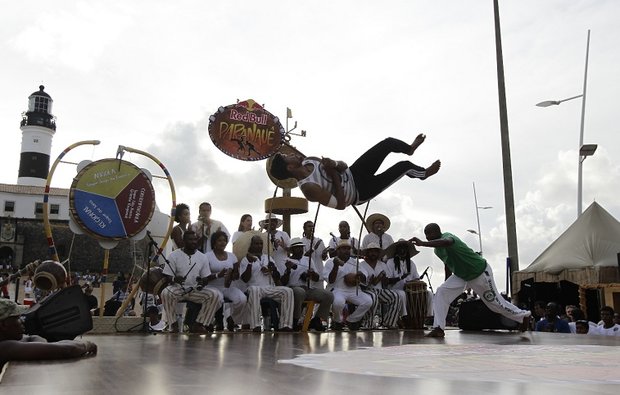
[2,329,619,395]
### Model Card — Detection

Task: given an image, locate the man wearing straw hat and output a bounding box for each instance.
[361,213,394,251]
[269,135,441,210]
[323,239,373,331]
[359,242,402,329]
[0,298,97,369]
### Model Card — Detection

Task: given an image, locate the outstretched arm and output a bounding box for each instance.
[410,237,454,248]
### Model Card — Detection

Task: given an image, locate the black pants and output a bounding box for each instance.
[350,137,426,203]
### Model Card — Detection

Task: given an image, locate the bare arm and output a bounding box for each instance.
[171,226,184,249]
[410,237,454,248]
[0,339,97,362]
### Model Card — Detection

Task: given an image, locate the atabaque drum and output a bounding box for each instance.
[33,260,67,291]
[405,280,427,329]
[138,267,170,296]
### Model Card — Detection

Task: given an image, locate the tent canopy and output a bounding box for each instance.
[513,202,620,294]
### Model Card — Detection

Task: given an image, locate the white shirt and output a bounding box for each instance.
[282,256,319,288]
[568,321,599,335]
[323,257,368,291]
[205,250,237,288]
[594,323,620,336]
[385,257,421,290]
[359,260,389,290]
[191,219,230,253]
[362,232,394,249]
[164,248,211,287]
[267,230,291,266]
[240,254,275,289]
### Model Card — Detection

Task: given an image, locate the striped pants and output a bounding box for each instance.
[363,288,402,329]
[161,284,223,326]
[246,286,294,329]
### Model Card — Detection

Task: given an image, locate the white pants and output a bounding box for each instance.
[246,286,294,329]
[207,285,247,324]
[433,264,530,329]
[161,284,223,327]
[331,288,373,324]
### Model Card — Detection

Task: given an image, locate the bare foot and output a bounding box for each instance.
[408,133,426,155]
[422,160,441,180]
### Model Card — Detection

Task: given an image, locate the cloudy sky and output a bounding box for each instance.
[1,0,618,292]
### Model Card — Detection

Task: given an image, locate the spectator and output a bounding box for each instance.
[535,302,571,333]
[567,308,597,334]
[595,306,620,336]
[82,283,99,315]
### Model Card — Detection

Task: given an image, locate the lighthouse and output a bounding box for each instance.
[17,85,56,186]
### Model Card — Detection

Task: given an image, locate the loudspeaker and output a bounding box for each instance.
[23,285,93,341]
[458,299,520,331]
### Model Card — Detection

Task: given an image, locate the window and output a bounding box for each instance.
[50,204,60,215]
[34,97,49,113]
[35,202,44,215]
[4,201,15,212]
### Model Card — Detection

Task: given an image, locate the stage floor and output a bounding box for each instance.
[2,329,619,395]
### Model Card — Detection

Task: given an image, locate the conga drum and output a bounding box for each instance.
[405,280,427,329]
[33,260,68,291]
[138,267,170,296]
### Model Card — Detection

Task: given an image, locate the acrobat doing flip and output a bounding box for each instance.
[270,134,441,210]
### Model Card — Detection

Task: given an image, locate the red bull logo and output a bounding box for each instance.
[209,99,284,161]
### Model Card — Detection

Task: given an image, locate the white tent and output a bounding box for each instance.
[513,202,620,294]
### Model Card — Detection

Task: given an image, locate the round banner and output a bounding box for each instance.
[209,99,285,161]
[69,159,156,241]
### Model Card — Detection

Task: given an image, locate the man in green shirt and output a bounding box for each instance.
[411,223,531,338]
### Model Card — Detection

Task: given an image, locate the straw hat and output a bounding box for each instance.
[259,213,283,229]
[232,230,271,261]
[383,238,419,260]
[365,213,391,233]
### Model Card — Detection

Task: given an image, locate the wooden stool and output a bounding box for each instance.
[301,300,316,331]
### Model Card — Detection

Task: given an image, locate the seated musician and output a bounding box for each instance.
[239,235,294,332]
[160,230,224,334]
[0,298,97,369]
[323,240,373,331]
[384,239,433,324]
[359,242,402,329]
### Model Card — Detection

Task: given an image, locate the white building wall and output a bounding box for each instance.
[0,191,70,220]
[19,126,54,154]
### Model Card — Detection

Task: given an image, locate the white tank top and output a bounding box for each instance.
[298,158,357,206]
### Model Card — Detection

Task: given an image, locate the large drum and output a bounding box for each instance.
[33,260,67,291]
[138,267,170,296]
[405,280,427,329]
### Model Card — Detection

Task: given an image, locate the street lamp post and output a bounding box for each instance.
[536,29,593,217]
[467,182,493,255]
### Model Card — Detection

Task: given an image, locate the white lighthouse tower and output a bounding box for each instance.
[17,85,56,186]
